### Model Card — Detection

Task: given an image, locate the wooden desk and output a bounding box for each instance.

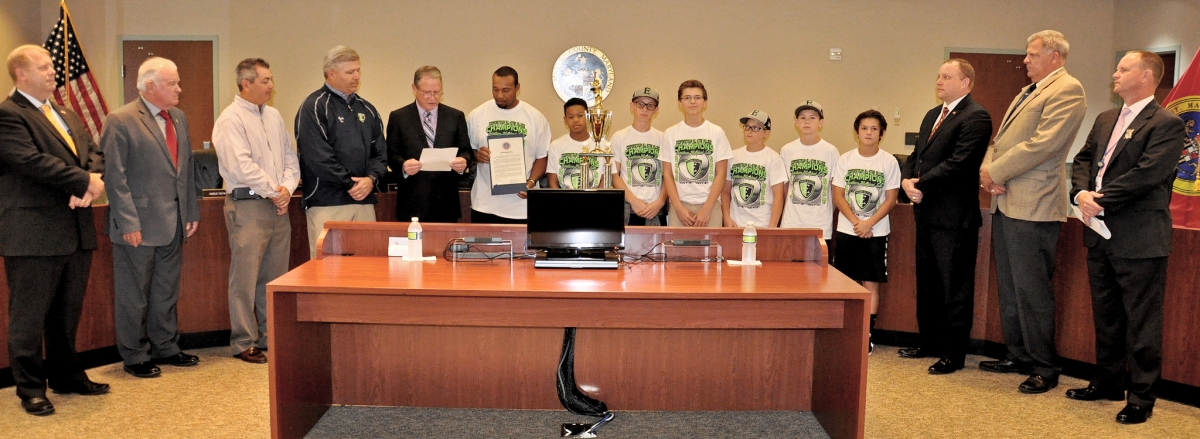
[267,224,866,439]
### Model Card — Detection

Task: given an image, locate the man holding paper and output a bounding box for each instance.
[466,66,550,224]
[387,66,473,223]
[1066,50,1185,425]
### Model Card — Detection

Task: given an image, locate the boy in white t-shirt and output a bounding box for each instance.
[831,109,901,354]
[779,101,840,257]
[611,87,669,225]
[547,98,602,189]
[722,110,786,228]
[663,79,733,227]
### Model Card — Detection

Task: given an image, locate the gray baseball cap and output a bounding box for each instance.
[740,109,771,130]
[794,100,824,119]
[632,87,659,103]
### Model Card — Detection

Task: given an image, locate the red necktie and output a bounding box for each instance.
[159,110,178,168]
[929,106,950,140]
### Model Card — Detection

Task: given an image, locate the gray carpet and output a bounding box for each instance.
[305,407,828,439]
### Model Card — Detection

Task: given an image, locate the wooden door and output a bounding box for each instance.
[122,40,214,150]
[950,52,1031,141]
[1156,51,1177,105]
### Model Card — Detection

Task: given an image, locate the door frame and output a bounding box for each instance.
[118,35,220,124]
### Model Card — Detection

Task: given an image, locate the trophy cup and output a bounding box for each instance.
[581,72,614,189]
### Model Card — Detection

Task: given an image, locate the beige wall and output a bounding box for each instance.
[7,0,1190,157]
[0,0,42,92]
[1113,0,1199,83]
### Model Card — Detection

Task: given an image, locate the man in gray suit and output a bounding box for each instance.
[101,57,201,378]
[978,30,1088,393]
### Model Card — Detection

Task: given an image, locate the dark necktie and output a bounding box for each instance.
[159,110,178,168]
[1002,83,1037,127]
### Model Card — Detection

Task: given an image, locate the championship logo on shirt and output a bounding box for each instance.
[730,162,767,208]
[674,139,714,184]
[559,153,602,189]
[623,143,661,188]
[844,168,885,217]
[486,120,529,136]
[789,159,829,205]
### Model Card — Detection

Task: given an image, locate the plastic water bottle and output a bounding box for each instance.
[742,221,757,263]
[407,217,423,259]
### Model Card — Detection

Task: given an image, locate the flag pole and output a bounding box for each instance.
[60,0,71,106]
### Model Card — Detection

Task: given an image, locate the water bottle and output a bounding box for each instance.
[407,217,423,259]
[741,221,757,263]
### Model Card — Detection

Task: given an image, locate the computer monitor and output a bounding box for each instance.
[527,189,625,250]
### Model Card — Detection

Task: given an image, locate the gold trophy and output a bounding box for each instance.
[581,72,614,189]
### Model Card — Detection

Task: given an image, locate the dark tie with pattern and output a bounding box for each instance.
[1002,83,1036,128]
[422,111,435,148]
[929,106,950,140]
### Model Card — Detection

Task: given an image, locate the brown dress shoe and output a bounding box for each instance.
[234,347,268,364]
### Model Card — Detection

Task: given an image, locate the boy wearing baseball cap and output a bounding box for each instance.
[611,88,669,225]
[779,101,840,254]
[722,110,787,228]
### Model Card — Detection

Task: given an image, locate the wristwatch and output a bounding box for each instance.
[527,179,536,186]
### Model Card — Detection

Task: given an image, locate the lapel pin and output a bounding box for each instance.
[1124,129,1134,139]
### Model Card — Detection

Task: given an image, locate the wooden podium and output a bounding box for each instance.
[267,223,868,439]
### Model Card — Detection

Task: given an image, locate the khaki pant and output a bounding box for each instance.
[224,196,290,354]
[667,199,724,227]
[306,204,376,258]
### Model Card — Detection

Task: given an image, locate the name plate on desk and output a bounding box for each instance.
[202,188,227,197]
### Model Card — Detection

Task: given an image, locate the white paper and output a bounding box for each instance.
[488,136,528,186]
[1070,205,1112,240]
[419,147,458,172]
[726,259,762,266]
[388,237,409,257]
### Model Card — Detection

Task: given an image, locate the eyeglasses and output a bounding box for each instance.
[418,90,442,98]
[743,125,769,132]
[680,95,705,102]
[634,101,658,110]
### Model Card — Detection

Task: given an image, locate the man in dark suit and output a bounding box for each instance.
[387,65,473,222]
[899,59,992,375]
[0,44,108,416]
[101,56,201,378]
[1066,50,1184,425]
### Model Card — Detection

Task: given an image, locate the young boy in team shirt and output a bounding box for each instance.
[779,101,840,254]
[722,110,787,228]
[547,98,603,189]
[831,109,901,353]
[611,87,669,225]
[663,79,733,227]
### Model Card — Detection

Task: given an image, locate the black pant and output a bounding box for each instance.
[6,250,92,400]
[1086,240,1166,407]
[914,226,978,361]
[470,209,527,225]
[992,212,1062,379]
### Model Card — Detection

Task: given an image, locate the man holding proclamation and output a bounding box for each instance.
[978,30,1087,394]
[387,65,472,223]
[103,57,202,378]
[898,59,991,375]
[1,44,108,416]
[467,66,550,224]
[212,58,299,364]
[1066,50,1184,425]
[296,46,386,256]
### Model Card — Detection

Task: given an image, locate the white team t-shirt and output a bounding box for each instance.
[663,120,734,205]
[547,134,603,189]
[727,146,787,228]
[466,100,552,219]
[832,148,901,237]
[611,126,668,203]
[779,138,841,239]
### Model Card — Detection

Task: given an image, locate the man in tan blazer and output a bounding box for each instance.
[977,30,1087,394]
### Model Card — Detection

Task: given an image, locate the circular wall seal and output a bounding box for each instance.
[551,46,614,105]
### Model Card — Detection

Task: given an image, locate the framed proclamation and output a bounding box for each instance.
[488,133,529,195]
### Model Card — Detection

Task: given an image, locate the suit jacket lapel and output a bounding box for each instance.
[137,99,176,173]
[15,94,75,159]
[1107,103,1159,170]
[927,96,970,145]
[998,69,1068,135]
[432,105,448,149]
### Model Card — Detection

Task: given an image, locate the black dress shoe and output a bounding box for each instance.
[152,351,200,367]
[1116,403,1153,424]
[124,361,162,378]
[1065,385,1124,401]
[1018,374,1058,394]
[979,359,1032,374]
[928,358,965,375]
[21,396,55,416]
[898,347,937,359]
[49,378,110,396]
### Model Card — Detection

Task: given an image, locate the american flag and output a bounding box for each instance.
[42,1,108,144]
